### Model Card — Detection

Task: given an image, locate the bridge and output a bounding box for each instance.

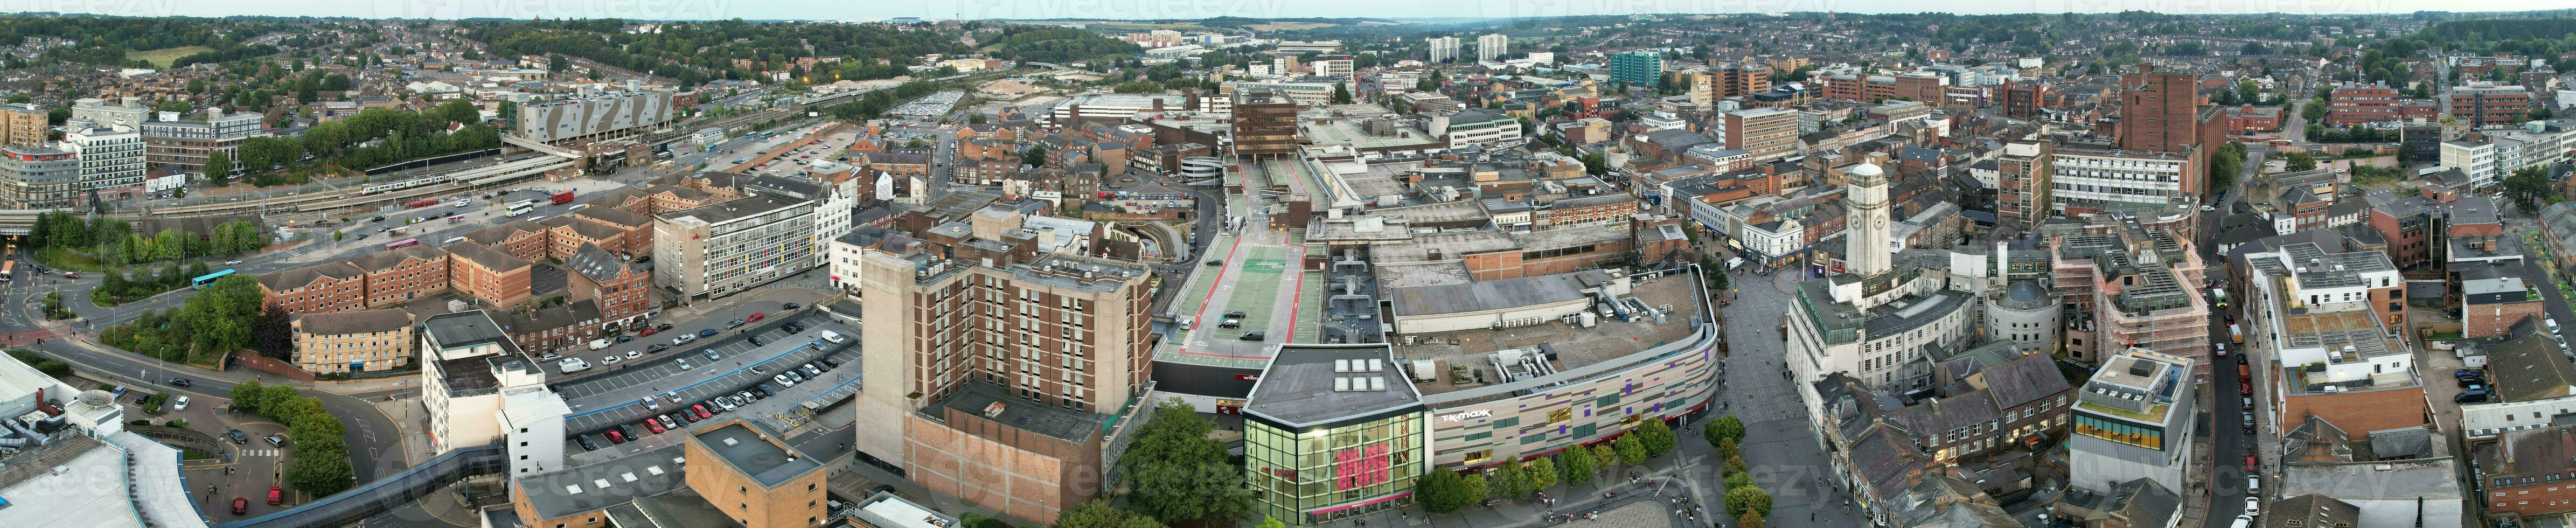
[215,444,507,528]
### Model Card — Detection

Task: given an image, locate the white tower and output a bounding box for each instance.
[1845,161,1893,276]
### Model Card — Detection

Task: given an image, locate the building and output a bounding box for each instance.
[420,310,541,454]
[0,352,207,528]
[1784,162,1981,397]
[0,143,78,209]
[496,300,607,356]
[1428,110,1519,149]
[1,103,46,147]
[2368,186,2501,269]
[1609,51,1663,88]
[1476,34,1507,63]
[1050,92,1225,123]
[2114,71,2203,154]
[446,242,534,308]
[514,91,674,143]
[2477,426,2576,518]
[260,262,367,315]
[850,221,1155,523]
[348,245,451,308]
[1986,280,2063,355]
[684,422,828,528]
[2045,141,2199,217]
[2050,227,2211,368]
[289,308,416,374]
[1992,140,2052,230]
[1234,88,1299,160]
[64,120,146,200]
[2448,82,2533,127]
[1427,36,1460,63]
[2069,349,2199,495]
[2324,82,2441,125]
[1241,344,1426,526]
[2002,81,2050,119]
[1720,108,1801,163]
[139,108,264,178]
[2439,120,2575,189]
[566,244,654,330]
[651,195,817,304]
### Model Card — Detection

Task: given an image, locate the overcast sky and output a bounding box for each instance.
[8,0,2562,22]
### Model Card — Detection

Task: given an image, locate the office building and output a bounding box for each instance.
[1311,55,1354,78]
[1234,88,1298,160]
[2324,82,2441,125]
[1720,107,1801,163]
[1609,51,1662,88]
[140,108,264,178]
[1428,110,1519,149]
[2449,82,2533,127]
[0,143,76,209]
[2069,349,2198,494]
[1993,140,2052,230]
[1476,34,1507,63]
[289,308,416,374]
[2045,141,2198,216]
[2002,80,2050,119]
[651,194,818,304]
[1687,64,1772,108]
[1427,36,1460,63]
[2440,119,2575,189]
[1785,162,1979,394]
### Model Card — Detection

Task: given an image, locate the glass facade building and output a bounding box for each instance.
[1244,412,1428,525]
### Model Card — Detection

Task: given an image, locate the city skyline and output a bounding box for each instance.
[6,1,2572,22]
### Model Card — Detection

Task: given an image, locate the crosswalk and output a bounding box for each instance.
[238,448,280,457]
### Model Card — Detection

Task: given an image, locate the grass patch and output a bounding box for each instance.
[127,46,214,68]
[35,246,108,272]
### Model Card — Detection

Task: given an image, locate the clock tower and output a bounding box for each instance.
[1844,161,1893,277]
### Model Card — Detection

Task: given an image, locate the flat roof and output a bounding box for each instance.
[850,492,959,528]
[0,435,152,528]
[1387,270,1606,317]
[515,445,690,520]
[659,194,806,226]
[924,381,1109,443]
[1245,344,1423,428]
[1398,279,1703,398]
[694,423,820,488]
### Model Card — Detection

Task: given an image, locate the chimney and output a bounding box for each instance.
[2488,239,2499,252]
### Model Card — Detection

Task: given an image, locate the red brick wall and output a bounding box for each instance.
[2466,301,2544,338]
[364,255,450,308]
[263,275,365,315]
[233,351,318,382]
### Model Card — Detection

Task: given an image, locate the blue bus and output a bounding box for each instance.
[191,269,236,289]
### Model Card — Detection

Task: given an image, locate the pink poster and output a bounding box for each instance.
[1335,444,1390,490]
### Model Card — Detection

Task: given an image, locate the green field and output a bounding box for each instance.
[127,46,213,68]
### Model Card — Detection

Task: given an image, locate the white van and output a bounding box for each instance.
[587,338,612,350]
[559,358,592,373]
[818,330,847,344]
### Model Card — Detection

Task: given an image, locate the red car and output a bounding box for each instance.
[747,311,765,322]
[2244,454,2259,471]
[232,497,249,515]
[645,418,666,434]
[2240,381,2252,395]
[61,272,78,279]
[639,328,658,337]
[606,429,627,443]
[692,404,713,419]
[267,486,284,505]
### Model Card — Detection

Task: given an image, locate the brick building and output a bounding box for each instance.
[566,244,655,330]
[465,220,553,263]
[497,299,604,355]
[544,217,627,261]
[2115,71,2203,154]
[2463,276,2545,339]
[2324,82,2441,125]
[2449,82,2535,127]
[446,242,534,307]
[2476,426,2576,518]
[260,262,367,315]
[349,245,451,308]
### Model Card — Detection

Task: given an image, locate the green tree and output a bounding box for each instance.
[1022,144,1049,169]
[1709,414,1746,445]
[1054,501,1164,528]
[1251,517,1286,528]
[1459,473,1488,505]
[1634,419,1676,457]
[1558,447,1595,485]
[1723,471,1755,492]
[1591,444,1620,469]
[1416,470,1472,513]
[1331,81,1353,105]
[1614,435,1647,465]
[1580,153,1606,175]
[1523,456,1557,490]
[228,379,266,413]
[2283,151,2317,172]
[286,454,354,496]
[203,149,234,181]
[1736,511,1767,528]
[1724,485,1774,517]
[1714,436,1740,462]
[2506,165,2554,210]
[1118,400,1254,525]
[1493,458,1535,500]
[2301,99,2329,122]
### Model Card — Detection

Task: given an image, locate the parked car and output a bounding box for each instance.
[602,355,624,365]
[2243,454,2259,472]
[224,260,242,266]
[587,339,612,350]
[692,404,713,419]
[227,429,249,443]
[538,352,562,361]
[647,344,670,353]
[233,497,249,515]
[265,434,287,447]
[747,312,766,322]
[606,428,628,443]
[644,418,666,434]
[816,358,839,370]
[705,349,722,360]
[2244,496,2260,516]
[655,323,675,331]
[268,487,284,505]
[716,397,740,411]
[639,328,659,337]
[749,336,766,346]
[775,374,799,387]
[677,358,693,370]
[576,435,601,451]
[624,350,642,359]
[615,335,635,343]
[2456,369,2485,379]
[698,329,720,337]
[782,303,802,310]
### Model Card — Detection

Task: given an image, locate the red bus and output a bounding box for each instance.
[551,190,576,204]
[405,199,441,208]
[385,238,420,249]
[2,260,14,282]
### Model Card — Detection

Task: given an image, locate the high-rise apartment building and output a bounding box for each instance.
[851,210,1154,524]
[1609,51,1663,88]
[65,119,146,201]
[1477,33,1508,63]
[1427,36,1460,63]
[2115,71,2202,154]
[2002,80,2051,119]
[0,104,46,147]
[0,143,77,209]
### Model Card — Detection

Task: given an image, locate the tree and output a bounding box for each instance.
[203,149,234,181]
[1251,517,1286,528]
[2506,165,2554,210]
[1723,471,1755,492]
[1634,419,1676,457]
[1417,470,1472,513]
[1580,153,1606,175]
[1591,444,1620,469]
[1707,414,1747,447]
[1715,436,1741,463]
[1493,458,1535,500]
[1055,501,1165,528]
[1558,447,1594,485]
[252,308,294,358]
[1523,456,1557,490]
[548,53,569,73]
[2282,151,2317,172]
[229,379,267,413]
[286,454,354,496]
[1022,144,1049,169]
[1724,485,1774,517]
[1614,435,1648,465]
[1118,400,1254,525]
[1736,511,1767,528]
[970,113,988,124]
[1459,473,1488,506]
[2209,141,2246,192]
[1331,82,1353,105]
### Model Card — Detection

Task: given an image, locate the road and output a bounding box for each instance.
[2198,148,2264,528]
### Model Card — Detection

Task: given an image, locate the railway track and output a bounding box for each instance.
[141,156,575,219]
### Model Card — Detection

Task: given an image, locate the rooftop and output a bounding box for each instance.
[1244,344,1424,428]
[515,445,690,520]
[694,423,821,488]
[1395,274,1703,399]
[1384,270,1610,318]
[659,194,807,226]
[922,381,1109,443]
[294,308,414,336]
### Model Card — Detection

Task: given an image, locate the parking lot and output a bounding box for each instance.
[557,318,857,436]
